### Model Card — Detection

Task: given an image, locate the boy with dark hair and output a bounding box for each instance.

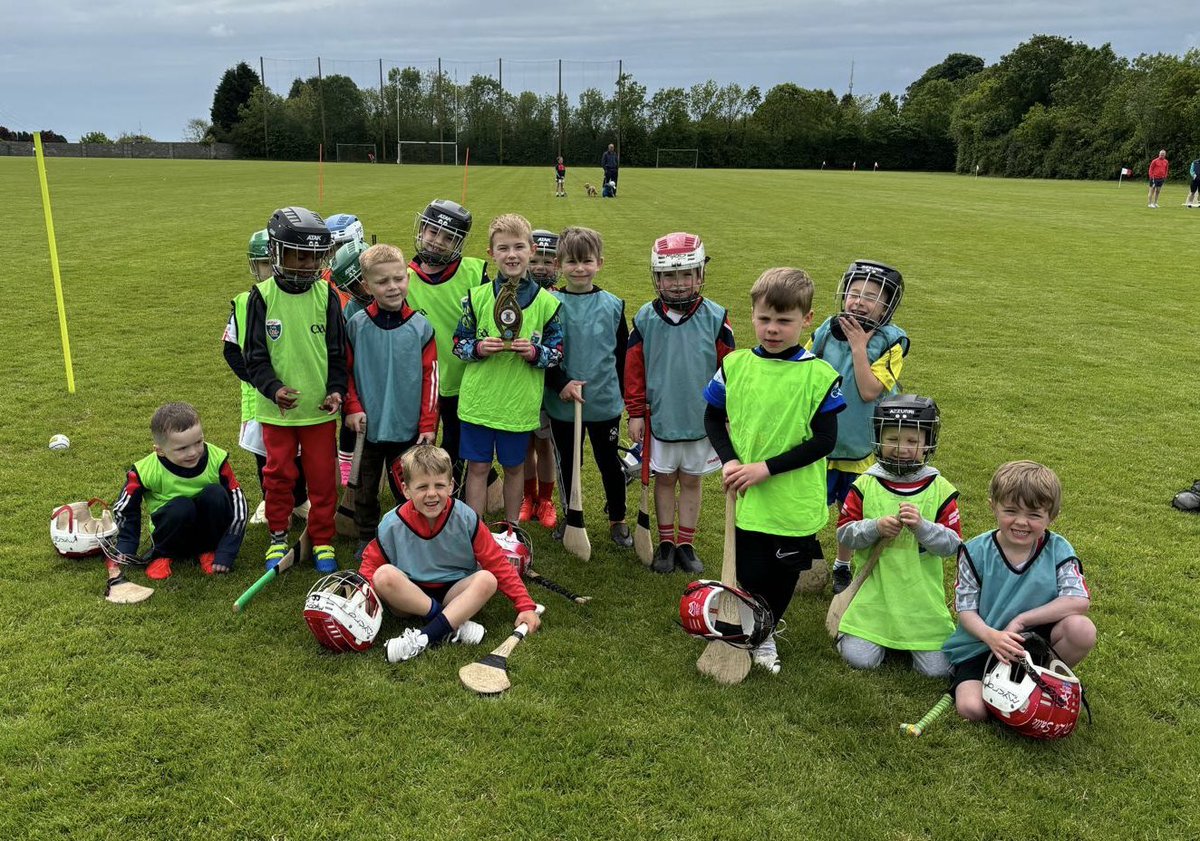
[112,402,247,579]
[245,206,347,574]
[554,156,567,197]
[626,232,734,574]
[344,243,439,557]
[358,445,541,663]
[453,213,564,524]
[704,267,843,673]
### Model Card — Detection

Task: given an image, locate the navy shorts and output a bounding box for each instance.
[1150,178,1165,188]
[827,469,859,506]
[948,623,1055,693]
[1191,176,1200,192]
[460,421,531,468]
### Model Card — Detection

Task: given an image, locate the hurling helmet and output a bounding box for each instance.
[831,259,904,339]
[982,633,1084,740]
[529,229,560,288]
[651,232,708,309]
[1171,480,1200,512]
[679,580,775,649]
[267,206,333,287]
[325,213,365,246]
[246,229,270,278]
[50,499,117,558]
[303,571,383,653]
[331,240,370,304]
[489,522,532,577]
[414,199,472,268]
[872,394,940,476]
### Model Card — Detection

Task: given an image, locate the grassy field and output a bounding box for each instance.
[2,157,1198,840]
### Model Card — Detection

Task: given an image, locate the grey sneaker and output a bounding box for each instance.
[610,522,633,548]
[651,541,676,574]
[675,543,703,574]
[449,620,486,645]
[385,628,429,663]
[752,635,781,674]
[832,565,853,594]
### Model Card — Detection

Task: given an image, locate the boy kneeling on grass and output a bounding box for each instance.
[358,445,541,663]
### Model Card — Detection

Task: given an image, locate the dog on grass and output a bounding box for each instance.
[584,183,598,197]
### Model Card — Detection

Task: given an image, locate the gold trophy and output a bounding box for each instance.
[493,278,523,350]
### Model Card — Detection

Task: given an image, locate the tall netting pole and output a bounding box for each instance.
[498,58,504,165]
[260,56,269,160]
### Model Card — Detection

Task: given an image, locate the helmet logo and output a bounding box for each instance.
[266,319,283,341]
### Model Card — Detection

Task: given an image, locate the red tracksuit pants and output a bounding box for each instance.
[262,420,337,544]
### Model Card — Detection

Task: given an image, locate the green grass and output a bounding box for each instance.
[2,158,1197,840]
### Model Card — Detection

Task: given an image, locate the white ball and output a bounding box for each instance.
[49,434,70,451]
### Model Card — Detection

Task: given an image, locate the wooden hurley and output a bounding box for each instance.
[459,604,545,695]
[562,401,592,561]
[824,538,891,638]
[232,528,312,613]
[526,568,591,605]
[335,424,367,537]
[696,491,752,684]
[633,421,653,566]
[493,278,523,348]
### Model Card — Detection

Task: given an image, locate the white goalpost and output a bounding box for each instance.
[397,141,460,165]
[335,143,377,163]
[656,148,699,168]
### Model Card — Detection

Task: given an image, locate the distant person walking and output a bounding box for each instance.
[1147,150,1168,208]
[601,143,619,190]
[1186,155,1200,207]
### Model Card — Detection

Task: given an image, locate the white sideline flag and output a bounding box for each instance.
[1120,167,1132,176]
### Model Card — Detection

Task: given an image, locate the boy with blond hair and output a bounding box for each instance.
[704,268,843,672]
[453,214,564,524]
[626,232,734,573]
[944,461,1095,721]
[344,243,439,557]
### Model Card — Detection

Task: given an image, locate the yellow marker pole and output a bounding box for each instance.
[34,132,76,393]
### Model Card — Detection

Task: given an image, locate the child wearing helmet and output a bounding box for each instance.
[833,394,963,677]
[324,216,368,485]
[627,232,735,574]
[518,229,564,531]
[703,268,842,673]
[223,228,310,527]
[944,461,1095,723]
[358,445,541,663]
[406,199,489,493]
[808,260,910,595]
[244,206,348,575]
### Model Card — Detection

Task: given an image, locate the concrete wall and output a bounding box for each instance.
[0,141,237,159]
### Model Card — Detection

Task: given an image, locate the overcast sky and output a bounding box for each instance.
[2,0,1198,141]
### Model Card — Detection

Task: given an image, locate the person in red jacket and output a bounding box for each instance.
[1148,150,1169,208]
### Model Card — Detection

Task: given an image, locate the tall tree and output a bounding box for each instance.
[211,62,262,140]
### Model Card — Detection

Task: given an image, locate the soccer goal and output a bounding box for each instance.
[397,141,459,165]
[656,148,699,168]
[335,143,377,164]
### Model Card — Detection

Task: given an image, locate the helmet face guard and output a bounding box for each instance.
[268,207,333,288]
[331,240,371,304]
[247,229,270,279]
[303,571,383,653]
[651,232,708,310]
[872,394,940,476]
[832,260,903,339]
[529,229,560,288]
[489,522,532,577]
[982,633,1084,739]
[414,200,471,268]
[679,580,775,649]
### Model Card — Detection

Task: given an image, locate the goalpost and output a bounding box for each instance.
[397,141,459,165]
[656,148,699,168]
[335,143,377,163]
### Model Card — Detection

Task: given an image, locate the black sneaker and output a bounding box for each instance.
[610,522,633,548]
[675,543,703,574]
[832,565,852,594]
[552,521,566,541]
[651,541,676,574]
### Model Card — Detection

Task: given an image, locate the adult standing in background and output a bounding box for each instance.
[1147,150,1168,208]
[1185,155,1200,207]
[602,143,619,190]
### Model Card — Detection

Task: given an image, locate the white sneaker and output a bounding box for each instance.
[292,500,311,520]
[449,620,486,645]
[385,628,429,663]
[250,500,267,524]
[751,636,781,675]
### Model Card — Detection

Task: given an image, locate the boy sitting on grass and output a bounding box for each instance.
[358,445,541,663]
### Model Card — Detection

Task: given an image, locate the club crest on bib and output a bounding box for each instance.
[266,319,283,341]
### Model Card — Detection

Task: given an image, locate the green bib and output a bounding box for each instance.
[839,474,957,650]
[134,444,227,523]
[252,279,332,427]
[406,258,485,397]
[458,283,560,432]
[724,349,839,536]
[232,291,256,423]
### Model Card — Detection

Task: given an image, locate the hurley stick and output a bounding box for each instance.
[633,420,653,566]
[900,693,954,737]
[825,538,891,638]
[335,423,366,537]
[562,401,591,561]
[696,490,752,685]
[459,604,545,695]
[526,568,591,604]
[232,528,312,613]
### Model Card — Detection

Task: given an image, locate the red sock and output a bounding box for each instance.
[677,525,696,546]
[658,524,676,545]
[524,477,538,499]
[538,479,555,501]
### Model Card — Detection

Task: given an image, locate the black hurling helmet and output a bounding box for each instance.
[267,206,333,288]
[831,259,904,340]
[414,199,472,268]
[872,394,940,476]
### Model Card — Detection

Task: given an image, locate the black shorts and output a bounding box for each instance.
[415,579,458,601]
[1150,178,1165,188]
[1191,176,1200,192]
[948,623,1054,693]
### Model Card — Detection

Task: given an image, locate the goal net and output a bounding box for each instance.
[336,143,377,163]
[397,141,459,165]
[656,148,699,168]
